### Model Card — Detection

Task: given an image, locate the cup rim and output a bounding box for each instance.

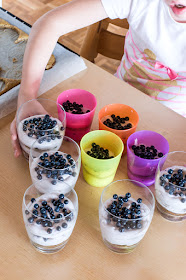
[100,179,155,221]
[30,134,81,172]
[157,151,186,189]
[127,130,169,162]
[80,130,124,161]
[23,184,78,221]
[16,97,66,124]
[98,103,139,131]
[57,88,97,113]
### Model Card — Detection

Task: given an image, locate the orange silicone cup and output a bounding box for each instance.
[99,103,139,153]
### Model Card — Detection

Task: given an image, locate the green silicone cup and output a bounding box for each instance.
[80,130,124,187]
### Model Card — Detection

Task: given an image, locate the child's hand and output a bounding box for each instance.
[10,99,48,157]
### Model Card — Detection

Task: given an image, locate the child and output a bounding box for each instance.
[10,0,186,157]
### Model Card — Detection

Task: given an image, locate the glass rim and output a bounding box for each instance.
[16,97,66,124]
[30,134,81,171]
[23,184,78,221]
[100,179,155,221]
[157,151,186,189]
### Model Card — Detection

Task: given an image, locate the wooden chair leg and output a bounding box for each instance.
[80,20,109,62]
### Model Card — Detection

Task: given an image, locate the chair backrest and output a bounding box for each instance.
[80,18,129,62]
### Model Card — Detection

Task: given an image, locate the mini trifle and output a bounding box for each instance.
[16,98,66,159]
[99,179,155,253]
[23,184,78,253]
[155,151,186,221]
[29,135,81,194]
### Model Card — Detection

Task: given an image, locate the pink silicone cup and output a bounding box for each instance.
[57,89,97,142]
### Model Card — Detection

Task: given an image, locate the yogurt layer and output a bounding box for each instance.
[30,151,79,194]
[99,198,152,246]
[155,166,186,215]
[17,115,64,156]
[23,193,77,247]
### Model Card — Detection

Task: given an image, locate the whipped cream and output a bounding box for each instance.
[23,193,77,247]
[17,115,64,157]
[155,166,186,215]
[99,198,152,246]
[30,151,79,194]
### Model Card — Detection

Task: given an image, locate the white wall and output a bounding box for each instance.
[0,0,2,7]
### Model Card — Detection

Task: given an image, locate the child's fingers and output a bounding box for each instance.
[10,118,22,157]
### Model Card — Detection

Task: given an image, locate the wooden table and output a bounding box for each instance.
[0,59,186,280]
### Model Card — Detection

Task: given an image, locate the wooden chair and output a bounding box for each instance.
[80,18,129,62]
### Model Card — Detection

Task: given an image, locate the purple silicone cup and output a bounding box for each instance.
[57,89,97,142]
[127,130,169,187]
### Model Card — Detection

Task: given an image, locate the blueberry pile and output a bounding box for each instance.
[103,114,132,130]
[22,114,64,138]
[62,100,90,114]
[159,168,186,203]
[132,144,163,159]
[87,143,114,159]
[35,152,77,185]
[106,193,143,232]
[26,194,73,236]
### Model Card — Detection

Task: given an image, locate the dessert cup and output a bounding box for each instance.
[57,89,97,142]
[22,184,78,253]
[99,179,155,253]
[80,130,124,187]
[155,151,186,222]
[17,98,66,160]
[127,130,169,186]
[29,135,81,194]
[99,103,139,154]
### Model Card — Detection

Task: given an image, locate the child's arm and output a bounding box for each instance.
[19,0,107,102]
[10,0,107,157]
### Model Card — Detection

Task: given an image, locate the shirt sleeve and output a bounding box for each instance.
[100,0,134,19]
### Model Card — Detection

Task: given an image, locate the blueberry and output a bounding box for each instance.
[137,198,142,203]
[32,210,38,216]
[58,176,64,181]
[51,180,57,185]
[181,198,185,203]
[37,174,42,180]
[158,152,163,157]
[126,192,131,198]
[42,201,47,206]
[168,169,173,174]
[64,199,69,205]
[66,154,71,160]
[28,217,34,223]
[119,227,125,232]
[136,221,142,229]
[40,207,46,214]
[59,194,64,199]
[62,222,68,228]
[136,210,141,215]
[123,197,128,202]
[42,220,48,227]
[36,219,42,225]
[165,185,170,191]
[179,192,184,197]
[48,221,53,227]
[56,226,61,231]
[25,210,29,215]
[55,207,60,212]
[47,228,52,234]
[31,198,36,203]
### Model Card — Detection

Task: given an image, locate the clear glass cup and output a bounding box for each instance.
[29,135,81,194]
[22,184,78,253]
[16,98,66,160]
[99,179,155,253]
[155,151,186,222]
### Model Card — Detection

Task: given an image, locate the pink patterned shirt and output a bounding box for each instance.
[101,0,186,117]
